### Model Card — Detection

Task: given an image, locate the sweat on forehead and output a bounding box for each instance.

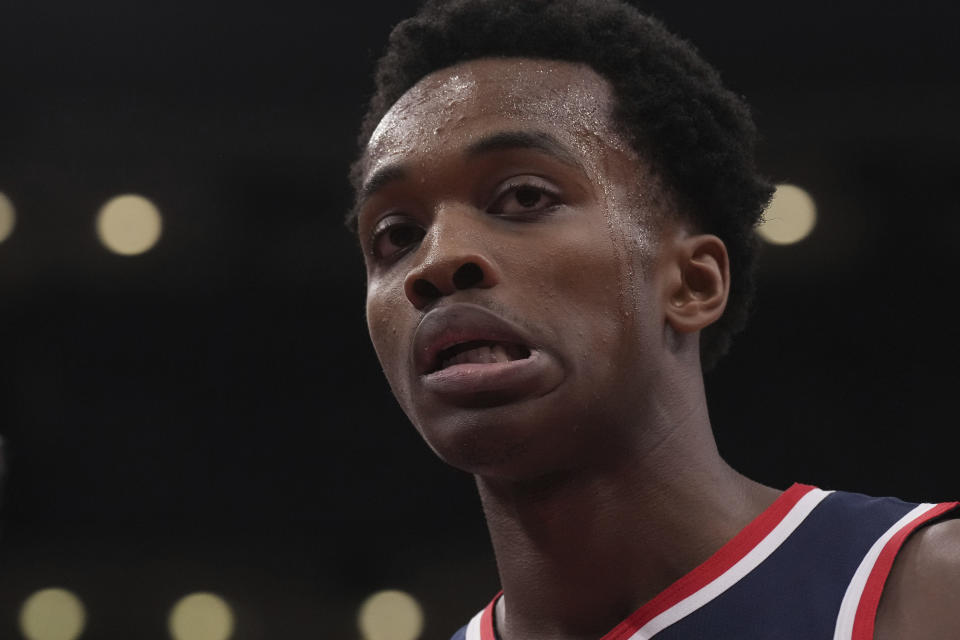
[361,58,631,177]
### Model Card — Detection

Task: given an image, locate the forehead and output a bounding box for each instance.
[362,58,631,178]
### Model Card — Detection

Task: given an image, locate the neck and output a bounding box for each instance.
[475,373,779,640]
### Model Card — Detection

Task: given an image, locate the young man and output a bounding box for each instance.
[348,1,960,638]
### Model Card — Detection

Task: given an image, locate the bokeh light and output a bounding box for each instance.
[358,589,425,640]
[0,191,15,244]
[95,194,163,255]
[757,183,817,245]
[168,592,235,640]
[19,588,86,640]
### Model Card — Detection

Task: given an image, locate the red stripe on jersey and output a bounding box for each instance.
[480,592,500,640]
[600,483,816,640]
[850,501,959,640]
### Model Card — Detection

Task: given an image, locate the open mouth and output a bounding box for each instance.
[433,340,532,373]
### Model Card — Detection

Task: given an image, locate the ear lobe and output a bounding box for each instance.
[664,234,730,334]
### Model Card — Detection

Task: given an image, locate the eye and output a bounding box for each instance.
[488,178,561,217]
[370,216,425,262]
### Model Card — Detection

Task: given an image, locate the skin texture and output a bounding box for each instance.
[874,519,960,640]
[358,58,722,482]
[355,57,958,639]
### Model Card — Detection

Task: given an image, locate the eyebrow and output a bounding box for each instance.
[357,164,408,208]
[349,164,408,232]
[353,129,584,227]
[464,130,582,167]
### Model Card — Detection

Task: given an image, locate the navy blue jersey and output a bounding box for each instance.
[451,484,958,640]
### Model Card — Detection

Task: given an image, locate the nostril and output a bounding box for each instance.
[453,262,484,290]
[412,279,442,299]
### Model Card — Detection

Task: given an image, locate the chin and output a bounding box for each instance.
[412,396,590,481]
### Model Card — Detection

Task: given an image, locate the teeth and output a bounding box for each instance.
[440,343,518,369]
[491,344,510,363]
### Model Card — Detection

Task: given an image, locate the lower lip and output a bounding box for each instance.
[420,350,554,405]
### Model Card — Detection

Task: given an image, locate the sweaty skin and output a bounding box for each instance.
[355,58,959,640]
[360,59,677,480]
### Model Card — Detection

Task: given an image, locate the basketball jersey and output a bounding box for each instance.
[450,483,958,640]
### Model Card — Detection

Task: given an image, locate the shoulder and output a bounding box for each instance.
[874,518,960,639]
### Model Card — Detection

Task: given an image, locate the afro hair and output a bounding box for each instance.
[349,0,773,369]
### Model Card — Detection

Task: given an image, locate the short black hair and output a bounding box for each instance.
[349,0,773,370]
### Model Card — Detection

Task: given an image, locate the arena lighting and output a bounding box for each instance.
[0,191,15,244]
[95,194,163,255]
[757,183,818,245]
[168,592,235,640]
[358,589,425,640]
[18,588,86,640]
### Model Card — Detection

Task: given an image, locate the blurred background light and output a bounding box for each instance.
[757,183,817,245]
[0,191,15,244]
[358,589,425,640]
[95,194,163,255]
[1,2,959,639]
[18,588,86,640]
[168,592,235,640]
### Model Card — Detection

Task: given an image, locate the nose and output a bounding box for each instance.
[403,220,499,309]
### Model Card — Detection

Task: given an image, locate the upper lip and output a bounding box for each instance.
[412,303,536,375]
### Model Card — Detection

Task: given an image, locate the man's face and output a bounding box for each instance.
[356,58,674,480]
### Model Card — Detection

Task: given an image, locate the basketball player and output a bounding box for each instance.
[347,1,960,638]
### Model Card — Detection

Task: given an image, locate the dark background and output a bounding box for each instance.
[1,1,958,638]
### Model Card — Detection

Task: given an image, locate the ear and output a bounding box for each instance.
[662,234,730,334]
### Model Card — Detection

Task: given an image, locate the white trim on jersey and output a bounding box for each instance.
[625,487,833,640]
[831,502,937,640]
[465,606,485,640]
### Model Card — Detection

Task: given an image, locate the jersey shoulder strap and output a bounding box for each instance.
[451,485,959,640]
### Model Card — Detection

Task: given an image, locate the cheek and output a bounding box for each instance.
[365,280,409,380]
[531,221,633,350]
[534,215,658,376]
